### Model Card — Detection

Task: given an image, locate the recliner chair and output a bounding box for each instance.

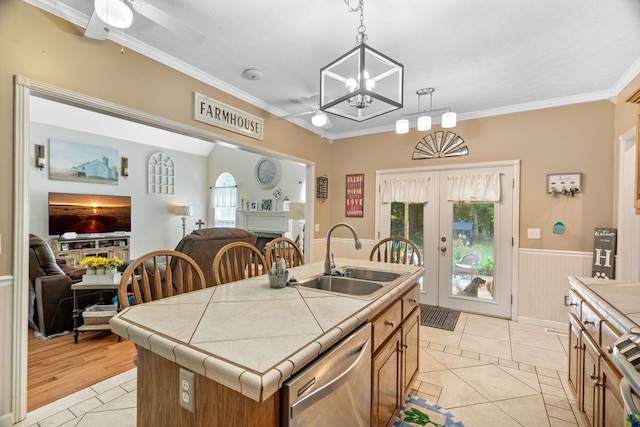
[28,234,101,336]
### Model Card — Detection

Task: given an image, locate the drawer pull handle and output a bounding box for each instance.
[573,344,580,350]
[584,320,595,325]
[409,299,417,303]
[385,321,395,327]
[569,302,579,307]
[606,345,613,354]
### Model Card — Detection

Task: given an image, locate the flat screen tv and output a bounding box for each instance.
[48,192,131,236]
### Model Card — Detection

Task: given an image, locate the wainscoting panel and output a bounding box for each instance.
[518,249,592,323]
[0,276,14,426]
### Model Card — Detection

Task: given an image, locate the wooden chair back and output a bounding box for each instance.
[213,242,268,285]
[118,250,207,308]
[265,237,304,269]
[369,237,422,266]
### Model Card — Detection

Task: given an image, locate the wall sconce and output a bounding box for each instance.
[316,175,328,202]
[174,205,193,237]
[121,157,129,178]
[35,144,46,170]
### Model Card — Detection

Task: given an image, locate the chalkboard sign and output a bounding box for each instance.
[592,228,617,279]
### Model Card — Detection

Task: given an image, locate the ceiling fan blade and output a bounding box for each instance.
[282,110,314,119]
[84,10,109,40]
[129,0,205,44]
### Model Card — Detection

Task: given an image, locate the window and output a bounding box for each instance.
[212,173,237,227]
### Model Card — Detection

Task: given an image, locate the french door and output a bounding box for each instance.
[378,163,518,318]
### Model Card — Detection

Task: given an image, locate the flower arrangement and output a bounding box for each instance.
[80,256,124,270]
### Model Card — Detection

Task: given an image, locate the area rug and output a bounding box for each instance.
[395,394,465,427]
[420,305,460,331]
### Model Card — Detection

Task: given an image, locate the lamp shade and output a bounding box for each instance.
[417,115,432,131]
[441,111,457,128]
[175,205,193,216]
[311,111,328,127]
[288,203,305,220]
[94,0,133,29]
[395,118,409,134]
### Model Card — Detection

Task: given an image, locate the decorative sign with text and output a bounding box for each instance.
[345,173,364,217]
[592,227,617,279]
[194,92,263,140]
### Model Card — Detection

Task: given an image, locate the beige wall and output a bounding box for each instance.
[331,101,617,252]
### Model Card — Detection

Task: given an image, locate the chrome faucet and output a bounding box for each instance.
[324,222,362,275]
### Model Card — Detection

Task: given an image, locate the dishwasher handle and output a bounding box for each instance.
[620,377,640,414]
[290,338,370,419]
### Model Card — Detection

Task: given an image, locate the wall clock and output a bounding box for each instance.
[254,156,281,189]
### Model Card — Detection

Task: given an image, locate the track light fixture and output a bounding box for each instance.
[395,88,457,134]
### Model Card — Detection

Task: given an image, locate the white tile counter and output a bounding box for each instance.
[568,276,640,333]
[110,258,423,402]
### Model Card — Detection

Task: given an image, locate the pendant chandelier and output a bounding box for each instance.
[396,88,457,134]
[320,0,404,122]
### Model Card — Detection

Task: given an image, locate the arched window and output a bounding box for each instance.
[212,173,237,227]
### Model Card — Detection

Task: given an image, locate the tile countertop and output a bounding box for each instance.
[110,258,423,402]
[568,276,640,333]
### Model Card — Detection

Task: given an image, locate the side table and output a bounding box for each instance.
[72,280,120,344]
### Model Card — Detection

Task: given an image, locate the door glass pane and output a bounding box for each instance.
[390,202,424,250]
[450,202,495,301]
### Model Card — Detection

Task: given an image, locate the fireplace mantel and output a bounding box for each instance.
[238,211,289,234]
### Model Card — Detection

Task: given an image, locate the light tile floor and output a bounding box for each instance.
[17,312,584,426]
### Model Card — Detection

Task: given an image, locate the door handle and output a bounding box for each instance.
[440,246,447,253]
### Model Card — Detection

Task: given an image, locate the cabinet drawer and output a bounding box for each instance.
[401,284,420,320]
[601,320,621,365]
[580,301,601,343]
[568,290,581,319]
[372,299,402,353]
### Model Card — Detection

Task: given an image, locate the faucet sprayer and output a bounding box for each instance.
[324,223,362,275]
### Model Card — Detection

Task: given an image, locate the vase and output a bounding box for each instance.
[86,267,96,275]
[96,267,106,275]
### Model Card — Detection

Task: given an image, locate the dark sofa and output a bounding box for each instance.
[28,234,102,336]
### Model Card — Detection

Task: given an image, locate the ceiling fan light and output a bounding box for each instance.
[395,118,409,134]
[95,0,133,29]
[311,111,328,127]
[442,111,457,128]
[417,115,432,131]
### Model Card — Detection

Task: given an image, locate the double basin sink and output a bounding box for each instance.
[298,267,403,297]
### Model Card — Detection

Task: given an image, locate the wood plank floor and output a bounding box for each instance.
[27,329,137,412]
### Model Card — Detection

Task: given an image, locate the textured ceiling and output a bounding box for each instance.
[27,0,640,141]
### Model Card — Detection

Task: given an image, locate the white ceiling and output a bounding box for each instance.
[28,0,640,141]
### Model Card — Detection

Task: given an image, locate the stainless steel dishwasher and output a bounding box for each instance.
[281,322,372,427]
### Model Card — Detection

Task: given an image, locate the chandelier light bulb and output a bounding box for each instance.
[442,111,457,128]
[395,118,409,134]
[345,78,357,92]
[417,115,432,131]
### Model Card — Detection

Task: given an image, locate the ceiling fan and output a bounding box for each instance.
[84,0,205,44]
[284,96,333,129]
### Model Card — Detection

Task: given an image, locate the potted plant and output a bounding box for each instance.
[80,256,123,275]
[104,257,124,275]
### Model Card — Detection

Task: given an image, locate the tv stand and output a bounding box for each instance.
[50,235,130,268]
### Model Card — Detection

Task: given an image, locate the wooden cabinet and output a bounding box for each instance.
[371,283,420,427]
[50,236,130,267]
[567,289,625,427]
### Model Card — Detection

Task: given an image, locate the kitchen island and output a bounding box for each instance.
[110,258,423,426]
[567,276,640,426]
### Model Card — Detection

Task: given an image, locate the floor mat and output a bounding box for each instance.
[420,305,460,331]
[395,394,465,427]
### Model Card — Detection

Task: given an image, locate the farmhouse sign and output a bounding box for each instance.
[592,227,617,279]
[194,92,263,140]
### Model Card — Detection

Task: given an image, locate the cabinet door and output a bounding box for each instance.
[372,328,401,427]
[568,314,582,399]
[581,331,600,427]
[401,308,420,396]
[599,358,625,427]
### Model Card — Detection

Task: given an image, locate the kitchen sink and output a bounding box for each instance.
[299,276,383,296]
[340,267,401,282]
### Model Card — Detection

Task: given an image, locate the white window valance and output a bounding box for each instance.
[447,172,501,202]
[381,177,429,203]
[212,185,237,208]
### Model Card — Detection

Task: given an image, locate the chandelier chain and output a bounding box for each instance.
[344,0,366,40]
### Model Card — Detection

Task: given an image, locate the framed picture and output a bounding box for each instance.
[345,173,364,217]
[49,139,120,185]
[249,201,258,211]
[261,199,272,211]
